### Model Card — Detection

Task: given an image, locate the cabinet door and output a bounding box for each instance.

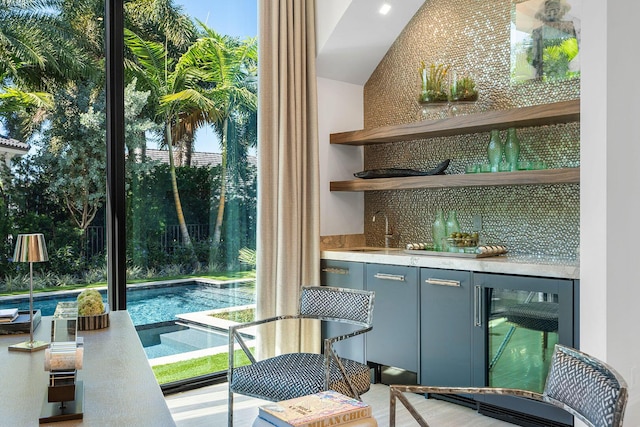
[420,268,472,387]
[365,264,419,372]
[320,260,366,362]
[472,273,575,426]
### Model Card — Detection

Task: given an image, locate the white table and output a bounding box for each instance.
[0,311,175,426]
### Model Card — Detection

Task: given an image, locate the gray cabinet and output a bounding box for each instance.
[320,256,580,427]
[320,260,366,363]
[420,268,473,387]
[365,263,419,373]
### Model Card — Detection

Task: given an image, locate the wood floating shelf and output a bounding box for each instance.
[330,168,580,192]
[330,99,580,146]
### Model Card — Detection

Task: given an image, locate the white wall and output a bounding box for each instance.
[317,77,364,236]
[582,0,640,423]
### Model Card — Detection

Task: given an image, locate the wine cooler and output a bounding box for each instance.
[472,273,577,427]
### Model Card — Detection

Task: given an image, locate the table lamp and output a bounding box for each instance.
[9,233,50,352]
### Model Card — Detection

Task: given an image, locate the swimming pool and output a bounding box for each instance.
[0,281,255,326]
[0,280,255,360]
[137,322,229,359]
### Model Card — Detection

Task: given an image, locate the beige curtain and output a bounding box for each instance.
[256,0,320,357]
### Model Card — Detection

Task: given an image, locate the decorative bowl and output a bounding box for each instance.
[78,303,110,331]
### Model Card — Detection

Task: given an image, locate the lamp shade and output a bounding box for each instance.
[13,233,49,263]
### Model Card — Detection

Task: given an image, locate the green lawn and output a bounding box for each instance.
[152,348,252,384]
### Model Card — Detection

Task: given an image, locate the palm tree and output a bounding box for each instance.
[124,29,221,253]
[0,0,93,91]
[0,88,53,137]
[125,0,196,54]
[170,25,257,260]
[0,0,95,139]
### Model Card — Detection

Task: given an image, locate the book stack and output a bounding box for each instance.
[0,308,19,323]
[254,390,377,427]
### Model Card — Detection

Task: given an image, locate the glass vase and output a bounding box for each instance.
[445,210,460,237]
[487,129,503,172]
[432,210,446,251]
[504,128,521,171]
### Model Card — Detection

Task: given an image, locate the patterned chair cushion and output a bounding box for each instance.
[299,286,373,325]
[229,353,371,402]
[544,347,624,427]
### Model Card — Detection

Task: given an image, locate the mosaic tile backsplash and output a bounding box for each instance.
[361,0,580,259]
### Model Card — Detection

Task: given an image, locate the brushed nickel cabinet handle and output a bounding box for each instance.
[474,285,482,327]
[374,273,405,282]
[321,267,349,275]
[425,278,461,287]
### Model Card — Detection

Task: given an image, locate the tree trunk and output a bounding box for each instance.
[166,122,192,248]
[211,117,228,264]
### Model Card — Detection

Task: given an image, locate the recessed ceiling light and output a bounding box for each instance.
[379,3,391,15]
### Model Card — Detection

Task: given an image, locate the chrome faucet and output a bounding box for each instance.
[373,211,393,248]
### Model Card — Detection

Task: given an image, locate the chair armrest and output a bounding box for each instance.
[323,325,372,349]
[390,384,545,401]
[228,315,308,367]
[389,384,545,427]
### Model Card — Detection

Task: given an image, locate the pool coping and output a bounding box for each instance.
[0,276,256,303]
[175,304,257,335]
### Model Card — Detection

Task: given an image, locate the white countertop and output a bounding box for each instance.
[321,248,580,279]
[0,311,175,427]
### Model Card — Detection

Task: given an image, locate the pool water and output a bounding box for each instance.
[137,322,229,359]
[0,282,254,326]
[0,281,254,360]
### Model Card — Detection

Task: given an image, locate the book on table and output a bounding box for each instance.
[258,390,372,427]
[0,308,19,323]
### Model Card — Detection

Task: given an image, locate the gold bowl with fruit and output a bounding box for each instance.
[444,232,479,249]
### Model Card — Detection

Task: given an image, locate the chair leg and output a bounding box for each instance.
[390,388,397,427]
[228,388,234,427]
[390,386,430,427]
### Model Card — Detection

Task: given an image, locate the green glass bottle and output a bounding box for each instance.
[504,128,521,171]
[445,210,460,236]
[487,129,503,172]
[432,210,446,251]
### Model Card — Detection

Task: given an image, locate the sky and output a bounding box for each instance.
[172,0,258,154]
[176,0,257,39]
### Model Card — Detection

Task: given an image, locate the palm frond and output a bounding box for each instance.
[0,87,53,112]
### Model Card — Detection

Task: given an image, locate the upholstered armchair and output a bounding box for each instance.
[390,344,628,427]
[227,285,375,426]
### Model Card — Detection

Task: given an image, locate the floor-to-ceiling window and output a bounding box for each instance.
[123,0,258,388]
[0,0,257,389]
[0,1,109,316]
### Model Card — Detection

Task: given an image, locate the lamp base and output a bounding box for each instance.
[40,381,84,423]
[8,340,50,352]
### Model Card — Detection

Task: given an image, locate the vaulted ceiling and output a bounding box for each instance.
[316,0,425,85]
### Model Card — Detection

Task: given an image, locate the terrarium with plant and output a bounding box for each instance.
[449,73,478,102]
[419,62,449,103]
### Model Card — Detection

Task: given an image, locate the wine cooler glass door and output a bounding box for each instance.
[487,287,558,393]
[472,273,575,425]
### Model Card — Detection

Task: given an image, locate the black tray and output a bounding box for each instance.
[0,309,42,335]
